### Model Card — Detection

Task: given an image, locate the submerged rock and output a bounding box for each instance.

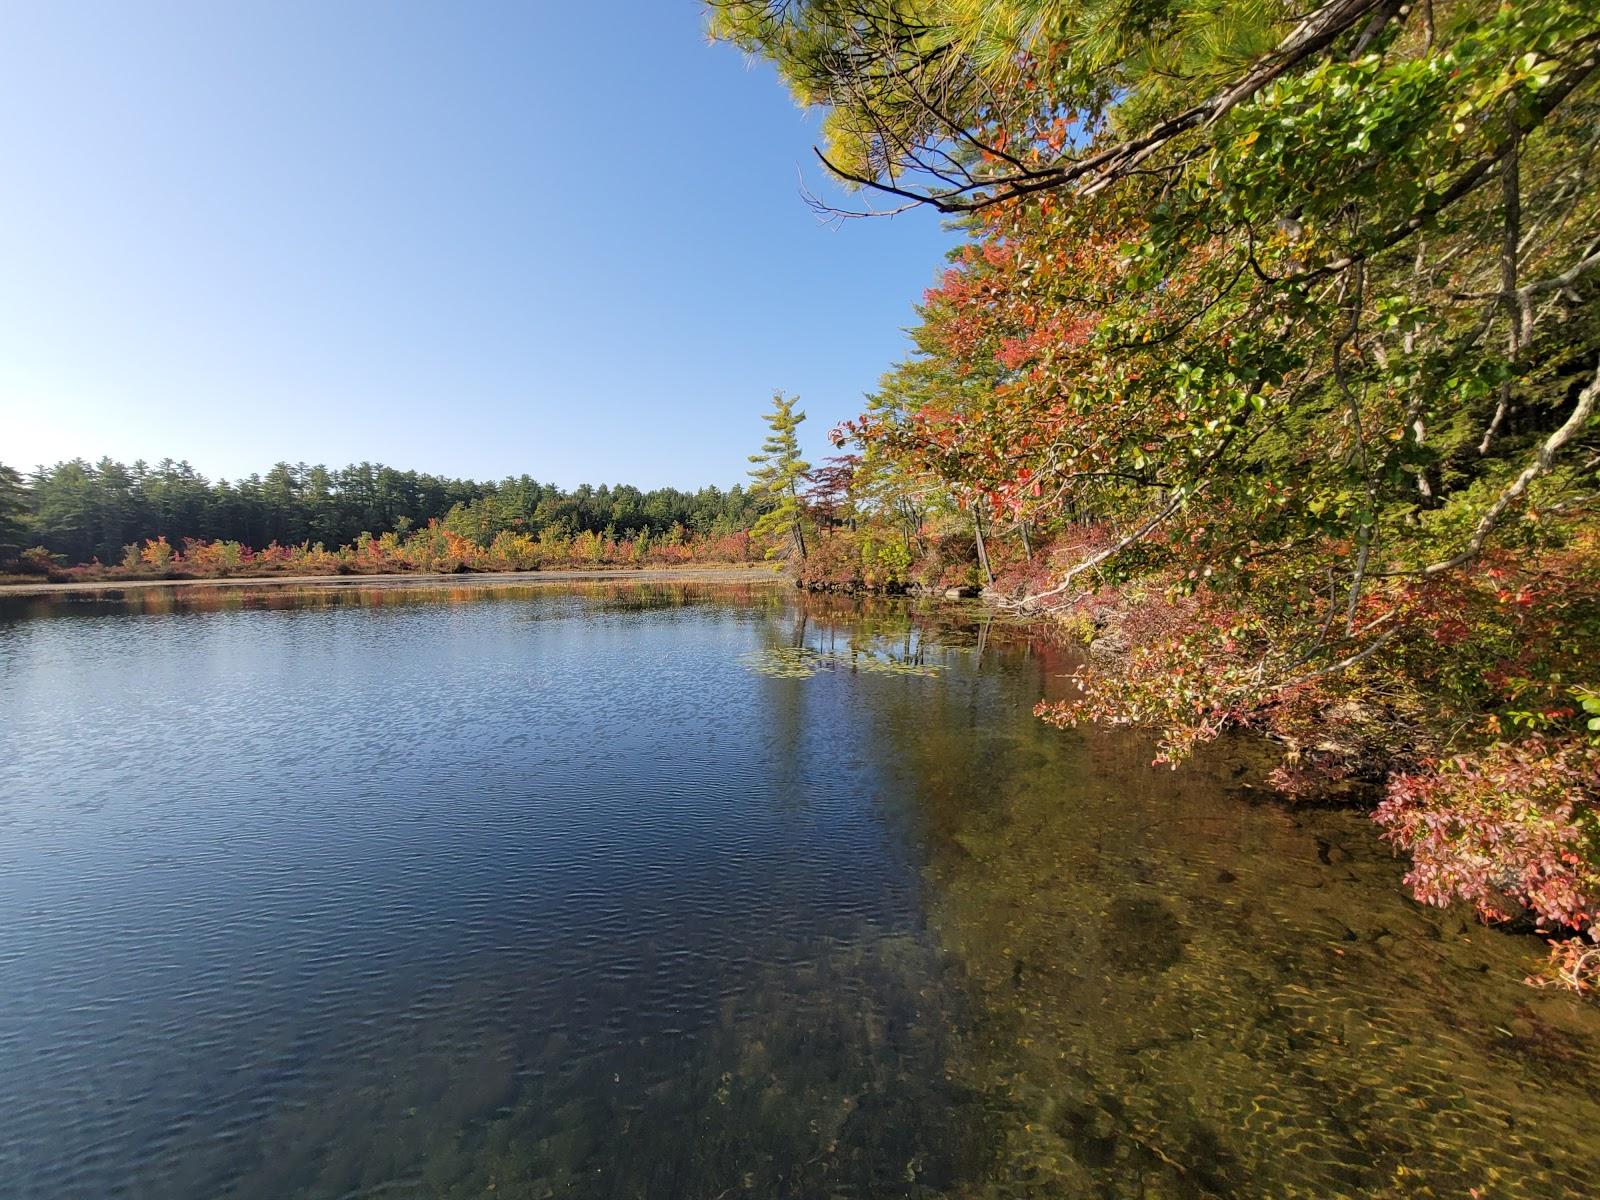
[1105,895,1187,973]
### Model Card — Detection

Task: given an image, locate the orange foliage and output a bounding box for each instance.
[62,525,758,584]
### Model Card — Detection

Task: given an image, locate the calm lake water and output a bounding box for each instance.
[1,580,1597,1199]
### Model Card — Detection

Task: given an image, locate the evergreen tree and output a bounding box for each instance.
[748,391,811,561]
[0,463,29,558]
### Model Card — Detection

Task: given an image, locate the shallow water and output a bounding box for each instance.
[0,580,1596,1199]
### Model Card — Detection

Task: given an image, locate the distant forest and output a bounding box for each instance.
[0,458,760,564]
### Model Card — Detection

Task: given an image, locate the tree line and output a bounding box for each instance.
[0,457,761,565]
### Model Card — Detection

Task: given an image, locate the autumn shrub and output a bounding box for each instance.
[139,536,174,569]
[16,523,757,586]
[571,530,604,567]
[488,530,540,571]
[1033,581,1277,764]
[698,530,755,564]
[791,525,932,590]
[18,546,59,576]
[902,526,982,591]
[182,538,245,574]
[1377,737,1599,926]
[860,533,912,587]
[791,527,867,589]
[1377,736,1600,991]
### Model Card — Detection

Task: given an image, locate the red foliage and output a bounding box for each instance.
[1375,738,1600,934]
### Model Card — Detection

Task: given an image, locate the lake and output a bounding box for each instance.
[1,580,1597,1199]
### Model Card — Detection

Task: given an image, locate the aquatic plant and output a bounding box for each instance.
[740,645,943,679]
[740,646,828,678]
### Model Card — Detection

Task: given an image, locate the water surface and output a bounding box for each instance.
[1,581,1596,1198]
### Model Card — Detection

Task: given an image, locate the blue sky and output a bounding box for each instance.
[0,1,953,488]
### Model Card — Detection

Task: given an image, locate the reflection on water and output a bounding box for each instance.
[0,582,1596,1198]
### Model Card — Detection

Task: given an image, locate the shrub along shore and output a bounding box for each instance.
[0,525,756,590]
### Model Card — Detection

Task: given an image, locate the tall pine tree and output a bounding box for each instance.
[0,464,29,559]
[747,392,810,561]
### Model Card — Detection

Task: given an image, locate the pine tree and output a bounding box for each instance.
[747,391,811,561]
[0,463,29,558]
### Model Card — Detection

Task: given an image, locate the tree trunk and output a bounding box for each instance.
[789,482,807,560]
[973,501,994,586]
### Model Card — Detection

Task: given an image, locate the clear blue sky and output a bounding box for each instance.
[0,1,952,489]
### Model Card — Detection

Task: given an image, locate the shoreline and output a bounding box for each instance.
[0,564,781,598]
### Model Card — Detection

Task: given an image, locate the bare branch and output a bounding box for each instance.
[1480,134,1523,455]
[1274,623,1401,690]
[1423,357,1600,575]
